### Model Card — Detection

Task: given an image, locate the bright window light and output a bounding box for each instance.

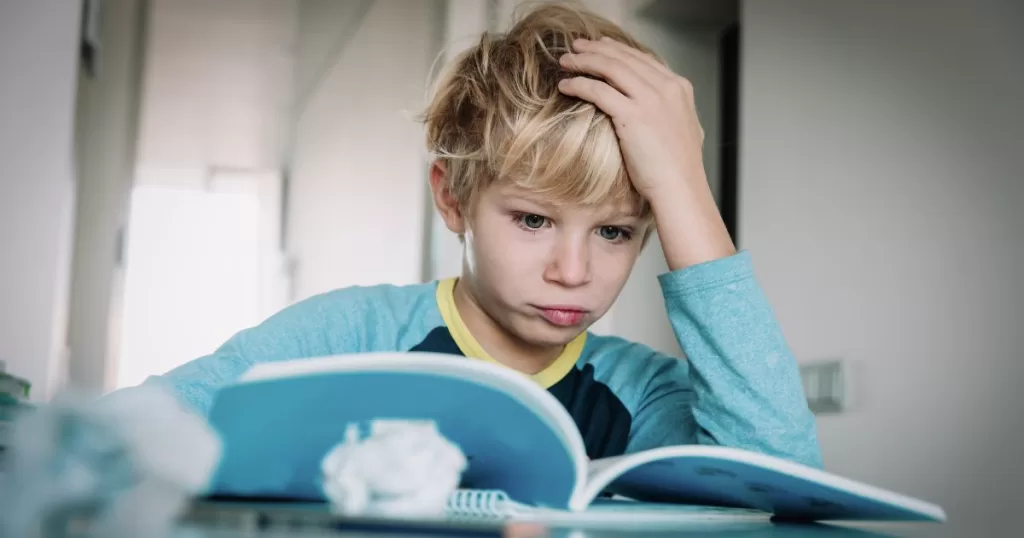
[115,184,264,388]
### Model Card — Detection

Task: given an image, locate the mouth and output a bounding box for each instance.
[532,305,589,327]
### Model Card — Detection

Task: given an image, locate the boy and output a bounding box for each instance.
[140,3,822,469]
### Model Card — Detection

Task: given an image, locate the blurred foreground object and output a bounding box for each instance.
[321,419,467,518]
[0,360,33,457]
[0,384,221,537]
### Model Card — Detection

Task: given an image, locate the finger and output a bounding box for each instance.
[574,38,675,88]
[557,77,632,118]
[597,36,678,80]
[559,51,655,99]
[592,37,697,103]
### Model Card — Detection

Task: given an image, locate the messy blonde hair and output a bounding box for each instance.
[421,1,659,221]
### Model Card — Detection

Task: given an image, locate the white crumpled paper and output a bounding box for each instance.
[0,384,221,538]
[320,419,467,518]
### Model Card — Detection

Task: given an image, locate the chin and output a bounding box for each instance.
[515,318,586,348]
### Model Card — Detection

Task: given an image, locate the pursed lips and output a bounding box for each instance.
[532,304,589,327]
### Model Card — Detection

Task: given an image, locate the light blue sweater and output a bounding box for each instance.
[142,250,822,468]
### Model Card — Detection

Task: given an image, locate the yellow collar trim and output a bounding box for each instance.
[435,277,585,389]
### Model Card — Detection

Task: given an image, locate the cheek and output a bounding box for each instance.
[590,240,642,294]
[466,216,548,287]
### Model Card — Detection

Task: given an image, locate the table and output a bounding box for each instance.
[175,500,956,538]
[174,522,954,538]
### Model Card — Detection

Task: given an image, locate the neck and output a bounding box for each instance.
[452,278,562,375]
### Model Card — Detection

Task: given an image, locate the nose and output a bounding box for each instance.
[543,235,592,288]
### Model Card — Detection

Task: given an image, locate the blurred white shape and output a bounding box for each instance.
[0,384,221,537]
[321,419,467,518]
[116,167,285,388]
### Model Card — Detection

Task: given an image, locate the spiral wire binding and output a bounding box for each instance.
[446,489,515,520]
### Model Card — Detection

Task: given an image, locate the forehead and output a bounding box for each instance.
[487,182,640,218]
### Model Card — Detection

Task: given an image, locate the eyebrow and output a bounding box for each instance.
[600,209,643,223]
[500,191,558,209]
[505,196,641,222]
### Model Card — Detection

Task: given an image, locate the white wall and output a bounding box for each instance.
[67,0,147,393]
[740,0,1024,532]
[292,0,373,124]
[0,1,83,400]
[287,0,445,299]
[108,0,296,385]
[135,0,296,181]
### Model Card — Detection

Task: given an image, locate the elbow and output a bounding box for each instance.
[801,431,825,470]
[784,412,825,469]
[798,442,825,470]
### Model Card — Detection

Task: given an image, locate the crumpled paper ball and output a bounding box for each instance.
[0,384,221,538]
[320,419,467,518]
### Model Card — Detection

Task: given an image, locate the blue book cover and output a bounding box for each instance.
[204,352,946,523]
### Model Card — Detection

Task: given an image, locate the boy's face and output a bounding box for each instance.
[432,164,647,348]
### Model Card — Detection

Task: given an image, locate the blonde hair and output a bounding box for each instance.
[420,1,659,220]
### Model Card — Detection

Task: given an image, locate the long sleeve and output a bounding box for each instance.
[136,288,367,416]
[134,282,440,416]
[626,250,823,468]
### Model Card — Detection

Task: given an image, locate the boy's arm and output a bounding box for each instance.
[626,251,823,469]
[135,286,388,416]
[553,37,819,466]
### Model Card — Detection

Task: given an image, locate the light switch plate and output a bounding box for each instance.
[800,359,847,414]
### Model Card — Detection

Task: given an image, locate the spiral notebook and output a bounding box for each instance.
[205,352,947,524]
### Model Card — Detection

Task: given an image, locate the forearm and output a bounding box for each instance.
[647,169,736,271]
[659,253,823,468]
[127,288,368,415]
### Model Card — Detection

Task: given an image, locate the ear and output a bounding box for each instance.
[428,160,466,235]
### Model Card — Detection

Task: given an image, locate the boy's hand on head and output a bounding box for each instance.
[557,37,704,199]
[558,37,736,270]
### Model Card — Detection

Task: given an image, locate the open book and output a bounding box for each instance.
[204,352,946,523]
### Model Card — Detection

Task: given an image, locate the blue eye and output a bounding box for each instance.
[518,213,547,229]
[599,226,631,242]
